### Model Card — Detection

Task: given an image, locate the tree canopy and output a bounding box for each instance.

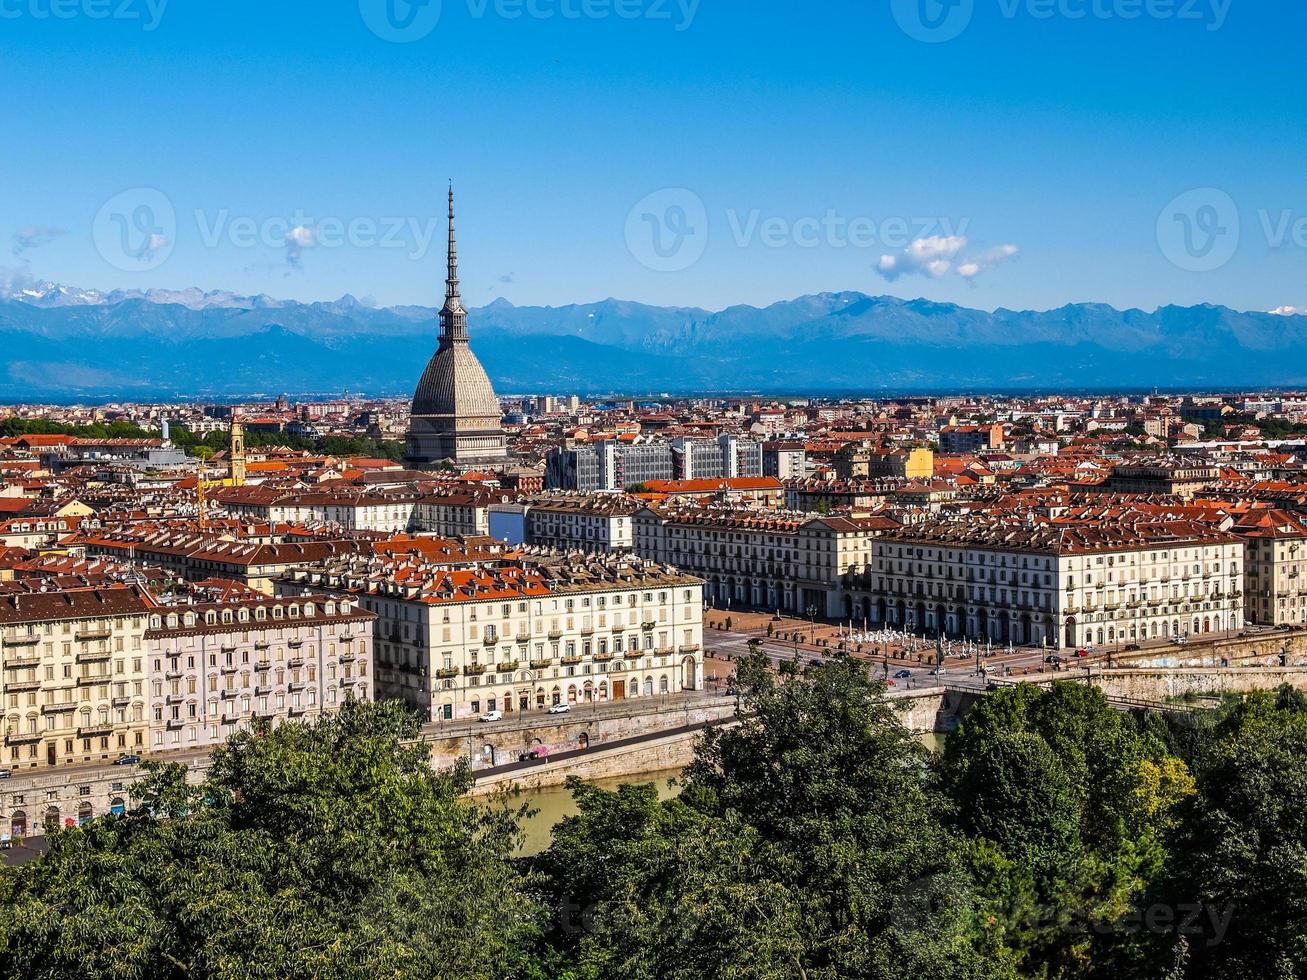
[5,672,1307,980]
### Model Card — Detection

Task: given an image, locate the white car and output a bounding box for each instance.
[479,710,503,723]
[930,666,947,676]
[548,703,572,714]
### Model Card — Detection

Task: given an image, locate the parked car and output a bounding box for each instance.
[894,669,913,679]
[0,768,11,780]
[1044,655,1062,666]
[1123,643,1141,652]
[518,746,550,762]
[1074,649,1090,658]
[113,754,141,766]
[547,702,571,714]
[479,711,503,723]
[725,686,739,697]
[930,666,947,676]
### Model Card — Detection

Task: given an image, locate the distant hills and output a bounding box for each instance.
[1,279,1305,399]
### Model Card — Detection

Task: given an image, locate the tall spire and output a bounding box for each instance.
[439,182,469,345]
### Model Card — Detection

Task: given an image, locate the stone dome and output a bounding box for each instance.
[411,342,502,420]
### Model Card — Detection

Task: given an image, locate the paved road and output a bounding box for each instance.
[472,717,728,782]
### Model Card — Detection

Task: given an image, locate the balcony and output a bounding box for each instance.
[255,685,272,696]
[5,678,40,693]
[463,664,486,676]
[42,701,77,715]
[560,655,582,666]
[529,659,554,670]
[435,667,459,680]
[287,639,304,649]
[76,628,112,642]
[220,665,238,675]
[255,660,271,671]
[75,650,112,664]
[288,657,304,669]
[5,731,42,745]
[165,719,184,731]
[2,654,41,669]
[547,630,563,639]
[482,634,499,647]
[165,694,184,705]
[593,653,615,663]
[165,669,183,680]
[680,645,701,654]
[655,646,675,656]
[77,723,114,739]
[77,674,109,688]
[497,661,521,672]
[1,634,39,648]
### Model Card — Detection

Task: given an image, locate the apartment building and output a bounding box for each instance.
[410,489,506,538]
[78,530,368,593]
[633,506,897,618]
[546,436,763,491]
[281,553,703,721]
[865,516,1245,649]
[1093,459,1224,498]
[144,589,377,753]
[215,487,425,533]
[1,585,154,773]
[523,495,640,553]
[1234,509,1307,626]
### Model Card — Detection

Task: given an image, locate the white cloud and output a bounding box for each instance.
[958,244,1020,280]
[876,236,967,282]
[876,237,1018,282]
[1270,306,1305,316]
[284,225,316,270]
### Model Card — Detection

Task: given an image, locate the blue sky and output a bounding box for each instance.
[2,0,1304,314]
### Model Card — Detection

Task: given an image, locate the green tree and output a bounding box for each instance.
[1164,690,1307,979]
[538,655,1016,980]
[0,701,546,980]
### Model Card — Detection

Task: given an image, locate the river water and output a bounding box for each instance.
[503,733,947,855]
[500,768,684,855]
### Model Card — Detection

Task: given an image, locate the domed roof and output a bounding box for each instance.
[411,342,502,420]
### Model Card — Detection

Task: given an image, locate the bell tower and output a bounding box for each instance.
[229,414,247,486]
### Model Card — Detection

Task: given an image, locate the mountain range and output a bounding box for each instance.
[1,278,1304,399]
